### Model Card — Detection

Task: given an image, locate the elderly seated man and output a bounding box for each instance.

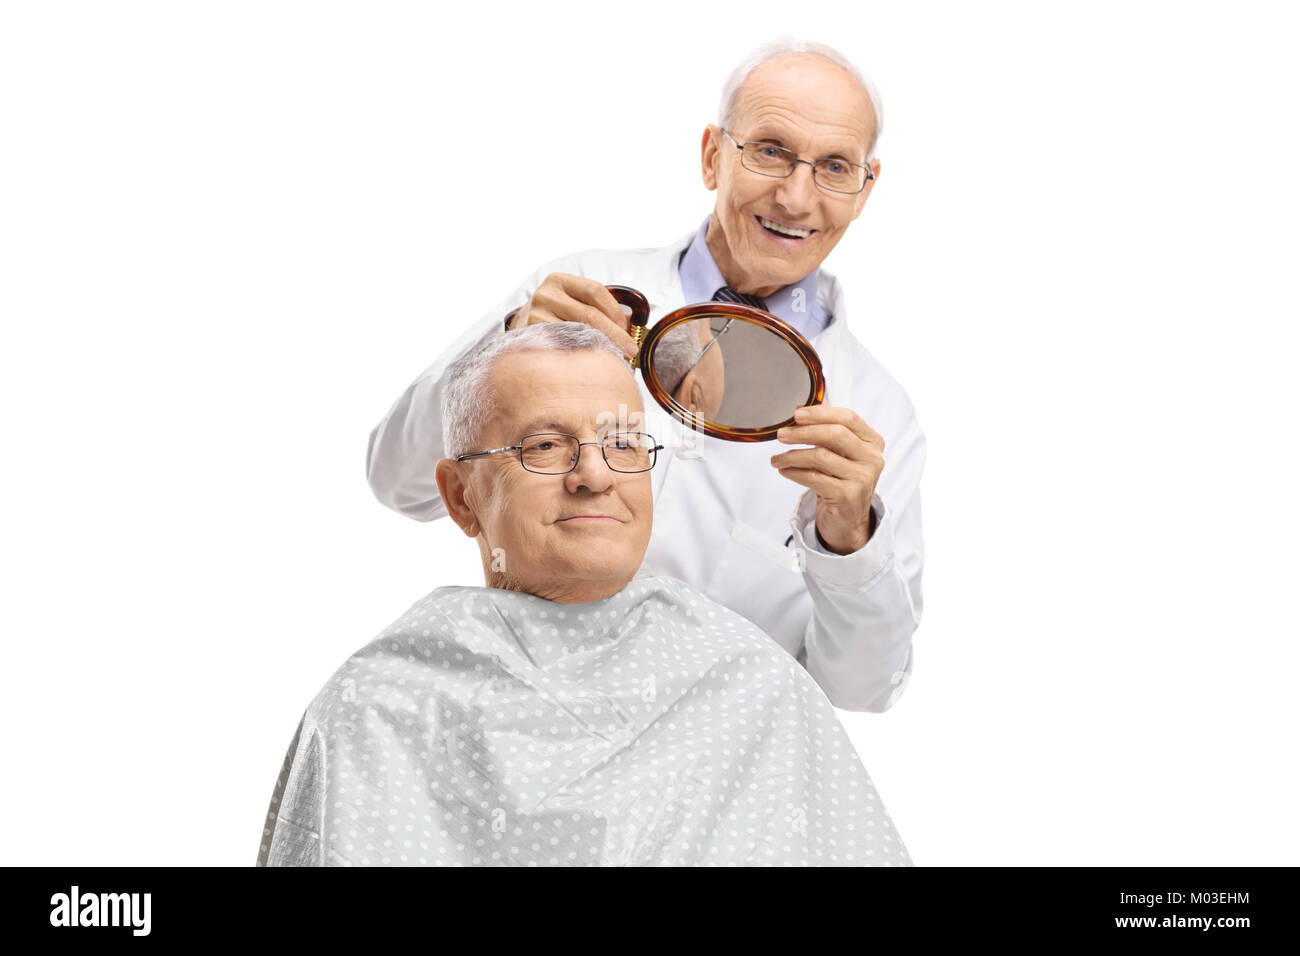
[256,323,911,867]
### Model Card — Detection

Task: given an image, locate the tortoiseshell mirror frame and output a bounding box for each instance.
[605,284,826,443]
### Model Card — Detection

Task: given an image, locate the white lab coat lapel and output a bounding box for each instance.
[811,270,855,406]
[614,228,693,320]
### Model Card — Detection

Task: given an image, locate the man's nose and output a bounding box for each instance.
[772,161,819,210]
[563,442,614,493]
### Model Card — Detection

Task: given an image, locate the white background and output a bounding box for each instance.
[2,0,1296,866]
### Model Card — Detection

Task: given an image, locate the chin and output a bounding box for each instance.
[745,249,811,281]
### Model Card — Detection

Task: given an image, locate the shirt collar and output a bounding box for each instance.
[676,212,825,337]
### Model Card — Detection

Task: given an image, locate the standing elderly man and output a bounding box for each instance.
[366,38,926,714]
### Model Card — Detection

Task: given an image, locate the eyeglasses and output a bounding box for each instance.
[720,128,874,194]
[455,431,664,474]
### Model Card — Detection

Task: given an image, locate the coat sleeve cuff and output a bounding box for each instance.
[788,488,894,587]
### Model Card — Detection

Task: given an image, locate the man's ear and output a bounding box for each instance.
[670,369,702,415]
[700,124,720,191]
[434,459,481,538]
[851,158,881,219]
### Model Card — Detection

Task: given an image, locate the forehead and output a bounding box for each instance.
[732,55,875,154]
[488,350,644,434]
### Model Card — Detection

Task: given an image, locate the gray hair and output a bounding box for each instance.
[652,323,705,396]
[441,322,630,459]
[717,36,884,160]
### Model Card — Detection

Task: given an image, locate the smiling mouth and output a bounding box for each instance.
[756,214,815,240]
[557,515,620,522]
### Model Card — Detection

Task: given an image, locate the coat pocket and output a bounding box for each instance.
[728,518,805,574]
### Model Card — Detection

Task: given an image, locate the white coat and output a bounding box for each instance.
[365,225,926,712]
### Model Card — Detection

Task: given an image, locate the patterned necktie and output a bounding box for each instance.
[712,285,767,310]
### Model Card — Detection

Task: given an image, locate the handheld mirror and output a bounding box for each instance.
[605,284,826,442]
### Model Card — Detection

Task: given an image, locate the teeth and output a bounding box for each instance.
[759,216,812,238]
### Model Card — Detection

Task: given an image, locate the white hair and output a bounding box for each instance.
[650,323,702,396]
[441,322,630,459]
[717,36,884,160]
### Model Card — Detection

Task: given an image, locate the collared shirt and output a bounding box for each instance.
[676,213,829,341]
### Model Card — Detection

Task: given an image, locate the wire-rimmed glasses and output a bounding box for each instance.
[455,432,664,475]
[719,127,873,194]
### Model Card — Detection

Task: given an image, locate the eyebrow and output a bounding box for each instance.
[516,420,578,436]
[748,129,862,163]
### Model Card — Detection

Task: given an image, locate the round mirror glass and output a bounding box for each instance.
[648,313,817,428]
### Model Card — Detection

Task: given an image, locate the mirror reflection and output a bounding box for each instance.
[647,314,815,429]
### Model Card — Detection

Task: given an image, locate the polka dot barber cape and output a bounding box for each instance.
[257,575,911,866]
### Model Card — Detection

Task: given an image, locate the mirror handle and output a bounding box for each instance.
[605,285,650,369]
